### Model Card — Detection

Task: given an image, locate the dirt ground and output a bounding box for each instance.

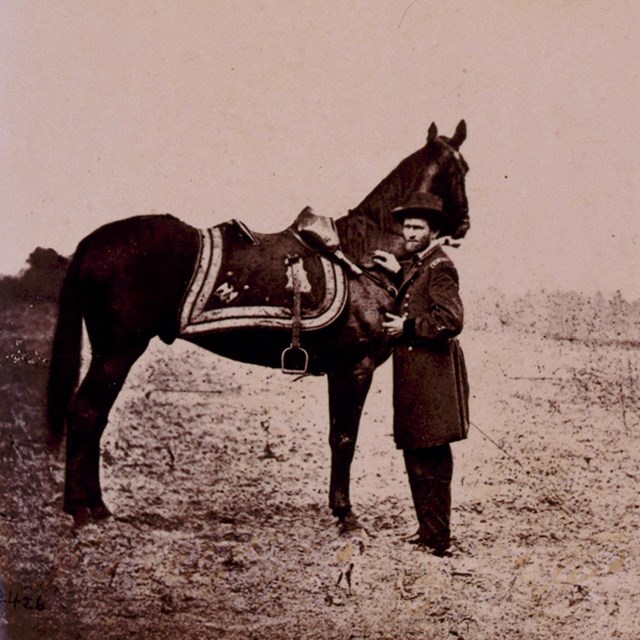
[1,300,639,639]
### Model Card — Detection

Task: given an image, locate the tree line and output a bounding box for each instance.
[0,248,69,303]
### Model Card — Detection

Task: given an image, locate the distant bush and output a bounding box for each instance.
[466,288,640,345]
[0,248,69,304]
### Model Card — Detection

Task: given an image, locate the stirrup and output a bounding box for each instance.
[281,345,309,374]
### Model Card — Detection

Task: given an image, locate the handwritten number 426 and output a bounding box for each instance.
[2,590,46,611]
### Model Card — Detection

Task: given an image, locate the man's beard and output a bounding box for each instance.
[405,236,431,254]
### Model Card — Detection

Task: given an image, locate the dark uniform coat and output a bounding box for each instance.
[392,243,470,449]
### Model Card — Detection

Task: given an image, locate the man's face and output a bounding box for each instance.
[402,216,437,254]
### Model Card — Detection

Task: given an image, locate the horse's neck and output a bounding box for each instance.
[334,149,427,261]
[348,148,427,233]
[335,214,403,263]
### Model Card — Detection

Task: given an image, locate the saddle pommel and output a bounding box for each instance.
[294,207,362,276]
[294,206,341,253]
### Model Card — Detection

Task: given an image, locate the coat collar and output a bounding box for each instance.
[398,242,447,294]
[414,241,444,265]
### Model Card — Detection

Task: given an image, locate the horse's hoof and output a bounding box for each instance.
[338,511,363,533]
[332,505,352,521]
[90,503,112,521]
[67,506,92,528]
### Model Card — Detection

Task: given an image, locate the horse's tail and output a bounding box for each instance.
[46,246,84,449]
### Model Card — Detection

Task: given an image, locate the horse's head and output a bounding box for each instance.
[409,120,470,240]
[338,120,470,259]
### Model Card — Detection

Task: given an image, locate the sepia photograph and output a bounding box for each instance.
[1,1,639,638]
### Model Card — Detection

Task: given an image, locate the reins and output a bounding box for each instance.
[287,226,397,297]
[355,264,398,297]
[353,238,463,299]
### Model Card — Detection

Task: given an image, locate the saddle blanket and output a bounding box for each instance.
[179,222,348,336]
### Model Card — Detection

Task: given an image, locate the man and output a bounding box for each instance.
[372,192,469,557]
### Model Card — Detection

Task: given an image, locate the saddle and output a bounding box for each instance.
[290,207,363,276]
[179,210,353,370]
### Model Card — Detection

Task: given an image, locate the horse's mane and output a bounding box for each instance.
[335,144,433,261]
[347,146,430,229]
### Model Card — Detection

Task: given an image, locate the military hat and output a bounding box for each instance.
[391,192,445,226]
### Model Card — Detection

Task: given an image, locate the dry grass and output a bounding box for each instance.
[1,297,639,639]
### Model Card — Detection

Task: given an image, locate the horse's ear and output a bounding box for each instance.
[427,122,438,142]
[450,120,467,149]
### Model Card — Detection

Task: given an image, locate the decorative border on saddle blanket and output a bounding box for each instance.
[179,227,348,336]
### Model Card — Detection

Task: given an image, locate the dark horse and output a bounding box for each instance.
[47,121,470,526]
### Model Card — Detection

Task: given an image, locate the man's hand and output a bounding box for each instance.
[372,250,401,274]
[382,312,405,337]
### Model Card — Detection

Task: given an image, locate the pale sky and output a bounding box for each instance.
[1,1,639,298]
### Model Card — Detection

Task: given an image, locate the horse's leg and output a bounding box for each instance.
[327,358,374,521]
[64,341,148,526]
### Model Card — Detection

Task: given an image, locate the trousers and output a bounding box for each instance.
[403,444,453,547]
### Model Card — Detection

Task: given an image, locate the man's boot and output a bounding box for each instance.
[403,445,453,554]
